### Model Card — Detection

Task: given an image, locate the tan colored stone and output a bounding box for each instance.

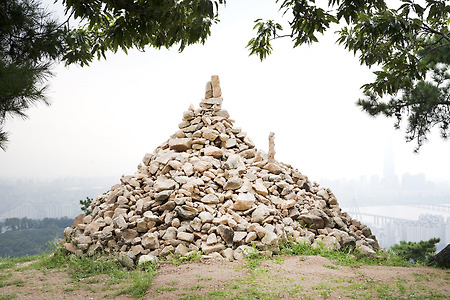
[281,200,296,210]
[154,177,176,192]
[202,128,219,141]
[141,232,159,250]
[233,193,255,210]
[233,231,247,243]
[64,242,77,254]
[72,214,85,228]
[268,132,275,163]
[169,138,191,151]
[253,179,268,196]
[201,194,220,204]
[177,232,195,242]
[211,75,222,97]
[264,163,283,175]
[193,160,212,172]
[201,242,225,254]
[224,176,243,190]
[206,233,218,245]
[205,81,212,99]
[203,146,223,158]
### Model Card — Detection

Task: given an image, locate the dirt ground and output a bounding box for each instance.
[1,255,449,300]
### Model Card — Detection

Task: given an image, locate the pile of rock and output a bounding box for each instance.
[63,75,379,265]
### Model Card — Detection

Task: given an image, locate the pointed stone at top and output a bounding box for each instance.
[205,81,213,99]
[268,132,276,163]
[201,75,223,111]
[211,75,221,98]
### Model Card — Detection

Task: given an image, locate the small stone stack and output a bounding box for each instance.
[63,75,380,265]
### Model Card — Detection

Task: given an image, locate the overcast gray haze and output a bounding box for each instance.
[1,0,449,184]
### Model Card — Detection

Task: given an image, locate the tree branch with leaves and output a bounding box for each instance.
[247,0,449,151]
[1,0,449,152]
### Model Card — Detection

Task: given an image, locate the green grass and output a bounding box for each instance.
[114,264,157,298]
[169,251,203,266]
[278,241,412,267]
[0,279,24,288]
[30,246,157,298]
[0,294,17,300]
[0,255,41,270]
[324,263,339,269]
[156,285,178,292]
[187,284,206,291]
[196,274,213,281]
[1,240,447,300]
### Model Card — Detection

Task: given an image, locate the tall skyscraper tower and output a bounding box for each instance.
[383,138,398,186]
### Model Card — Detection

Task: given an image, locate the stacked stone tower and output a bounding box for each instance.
[63,75,379,265]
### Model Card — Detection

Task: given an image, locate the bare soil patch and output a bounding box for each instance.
[1,255,448,300]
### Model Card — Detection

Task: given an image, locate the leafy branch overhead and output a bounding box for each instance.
[61,0,226,66]
[0,0,449,151]
[0,0,226,149]
[247,0,450,151]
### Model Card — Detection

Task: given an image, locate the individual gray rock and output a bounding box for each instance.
[251,205,271,223]
[202,128,220,141]
[190,217,202,231]
[201,242,225,254]
[233,231,247,243]
[118,253,135,269]
[162,227,178,240]
[138,255,158,265]
[358,245,376,257]
[317,189,330,200]
[119,229,138,244]
[223,154,245,170]
[206,233,218,245]
[113,215,128,230]
[224,176,243,190]
[175,205,198,219]
[222,248,234,261]
[175,243,190,256]
[159,200,176,211]
[177,232,195,242]
[233,245,257,260]
[322,236,341,250]
[143,211,159,222]
[261,231,278,245]
[155,190,172,201]
[299,214,325,229]
[199,211,214,223]
[362,227,372,238]
[141,232,159,250]
[217,224,234,245]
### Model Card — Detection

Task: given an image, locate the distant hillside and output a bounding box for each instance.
[0,217,73,257]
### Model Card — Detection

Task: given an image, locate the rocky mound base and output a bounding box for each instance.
[63,75,380,266]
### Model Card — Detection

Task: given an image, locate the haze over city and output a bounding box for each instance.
[0,0,449,185]
[1,0,450,263]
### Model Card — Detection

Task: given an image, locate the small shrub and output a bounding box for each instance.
[170,251,203,266]
[279,241,411,267]
[79,197,93,215]
[390,238,440,264]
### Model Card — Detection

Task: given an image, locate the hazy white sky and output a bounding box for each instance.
[1,0,449,183]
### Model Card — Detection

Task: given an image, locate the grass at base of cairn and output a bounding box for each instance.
[0,240,436,299]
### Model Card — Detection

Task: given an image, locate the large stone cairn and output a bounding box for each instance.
[63,75,380,265]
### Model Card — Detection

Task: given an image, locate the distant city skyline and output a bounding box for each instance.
[1,1,449,184]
